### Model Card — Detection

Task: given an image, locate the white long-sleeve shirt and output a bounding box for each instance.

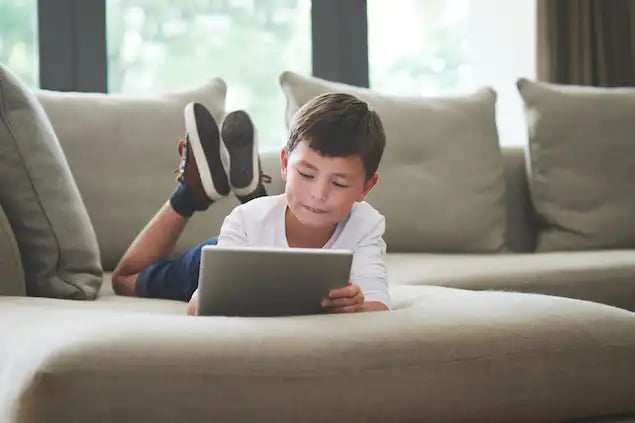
[209,194,391,309]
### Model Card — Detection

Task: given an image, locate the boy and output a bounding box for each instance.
[112,93,390,315]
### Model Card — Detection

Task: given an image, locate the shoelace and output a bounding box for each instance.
[174,142,188,182]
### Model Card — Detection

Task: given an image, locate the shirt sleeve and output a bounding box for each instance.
[217,206,248,247]
[349,216,391,310]
[190,206,248,300]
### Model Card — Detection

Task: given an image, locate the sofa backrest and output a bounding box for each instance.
[36,84,232,271]
[262,148,538,254]
[502,147,536,252]
[38,92,537,270]
[49,135,536,273]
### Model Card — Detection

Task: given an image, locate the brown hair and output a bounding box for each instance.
[286,93,386,180]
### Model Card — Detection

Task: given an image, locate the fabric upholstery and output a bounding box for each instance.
[279,71,507,253]
[0,203,25,296]
[37,80,229,270]
[1,285,634,423]
[387,250,635,311]
[0,64,102,299]
[502,147,536,252]
[518,78,635,251]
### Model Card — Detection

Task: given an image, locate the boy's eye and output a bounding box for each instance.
[333,181,349,188]
[297,170,314,179]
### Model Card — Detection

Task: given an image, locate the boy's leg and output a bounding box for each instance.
[112,103,229,297]
[113,107,271,300]
[135,237,218,301]
[111,201,188,296]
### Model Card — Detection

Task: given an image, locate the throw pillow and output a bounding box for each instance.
[0,202,25,296]
[279,71,507,252]
[0,64,102,299]
[518,78,635,251]
[36,79,228,270]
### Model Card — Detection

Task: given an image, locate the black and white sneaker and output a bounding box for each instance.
[183,102,230,201]
[220,110,269,203]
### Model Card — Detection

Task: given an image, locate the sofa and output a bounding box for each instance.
[1,66,634,422]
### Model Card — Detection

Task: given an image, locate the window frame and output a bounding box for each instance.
[37,0,369,92]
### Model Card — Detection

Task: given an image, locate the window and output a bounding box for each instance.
[368,0,471,96]
[0,0,39,87]
[368,0,536,146]
[467,0,536,146]
[107,0,311,150]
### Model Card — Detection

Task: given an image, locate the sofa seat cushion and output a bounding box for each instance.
[4,276,449,316]
[387,250,635,311]
[1,286,633,423]
[0,273,185,315]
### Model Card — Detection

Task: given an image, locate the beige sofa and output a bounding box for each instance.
[1,67,634,422]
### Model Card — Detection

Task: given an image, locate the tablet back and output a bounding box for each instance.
[197,246,353,316]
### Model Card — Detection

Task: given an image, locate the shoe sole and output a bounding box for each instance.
[220,111,260,197]
[184,103,230,200]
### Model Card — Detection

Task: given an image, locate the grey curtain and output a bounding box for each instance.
[537,0,635,86]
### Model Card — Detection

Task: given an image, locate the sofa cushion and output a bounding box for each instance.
[518,78,635,251]
[1,287,634,422]
[279,71,507,253]
[0,273,185,315]
[36,80,229,271]
[502,148,536,252]
[0,64,102,299]
[387,250,635,311]
[0,203,25,296]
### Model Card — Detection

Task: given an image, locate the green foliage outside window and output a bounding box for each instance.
[107,0,311,150]
[0,0,38,87]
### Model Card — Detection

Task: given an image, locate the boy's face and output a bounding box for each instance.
[280,140,379,229]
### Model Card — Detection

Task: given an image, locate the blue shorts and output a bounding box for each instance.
[135,237,218,301]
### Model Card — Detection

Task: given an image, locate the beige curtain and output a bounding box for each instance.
[537,0,635,86]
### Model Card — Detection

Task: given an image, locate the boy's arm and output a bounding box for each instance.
[322,216,391,313]
[350,215,391,310]
[216,207,249,247]
[321,282,389,313]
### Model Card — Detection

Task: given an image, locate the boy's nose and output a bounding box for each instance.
[310,181,329,202]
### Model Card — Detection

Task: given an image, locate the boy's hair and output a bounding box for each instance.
[286,93,386,180]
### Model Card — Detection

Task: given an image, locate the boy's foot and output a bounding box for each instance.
[220,110,270,203]
[170,103,230,217]
[183,102,230,200]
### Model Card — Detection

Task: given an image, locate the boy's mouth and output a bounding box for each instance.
[302,204,327,214]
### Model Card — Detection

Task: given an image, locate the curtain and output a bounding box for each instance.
[537,0,635,86]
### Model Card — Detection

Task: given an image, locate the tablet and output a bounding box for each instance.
[196,245,353,317]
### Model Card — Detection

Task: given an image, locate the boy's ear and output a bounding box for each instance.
[359,172,380,201]
[280,147,288,181]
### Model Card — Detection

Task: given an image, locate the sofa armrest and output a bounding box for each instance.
[0,203,25,296]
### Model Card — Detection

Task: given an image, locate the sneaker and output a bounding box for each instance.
[220,110,270,202]
[172,139,208,211]
[182,102,230,201]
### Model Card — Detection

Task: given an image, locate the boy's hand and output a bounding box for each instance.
[321,281,365,313]
[186,294,198,316]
